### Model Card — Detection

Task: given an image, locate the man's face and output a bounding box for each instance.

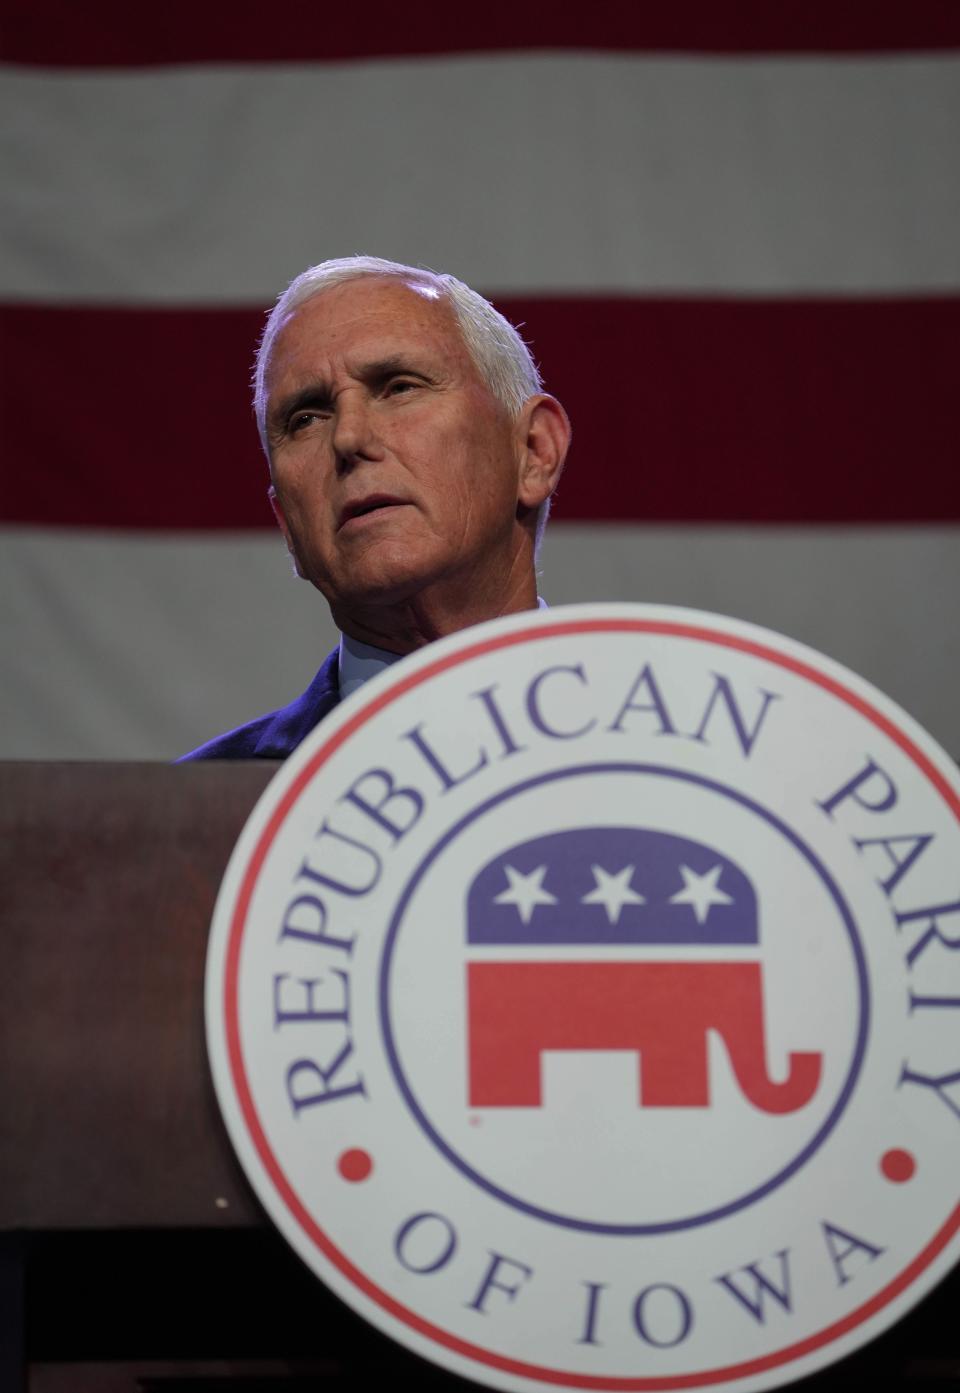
[264,276,527,620]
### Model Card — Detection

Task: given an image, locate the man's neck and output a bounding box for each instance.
[337,594,548,699]
[331,563,540,657]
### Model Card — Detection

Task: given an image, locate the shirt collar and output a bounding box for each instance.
[338,632,404,701]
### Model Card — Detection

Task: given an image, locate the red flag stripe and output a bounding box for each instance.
[5,3,960,66]
[5,297,957,528]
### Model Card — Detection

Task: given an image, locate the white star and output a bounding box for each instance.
[668,864,734,925]
[580,864,646,924]
[493,864,558,924]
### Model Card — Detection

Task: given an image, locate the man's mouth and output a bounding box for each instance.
[338,495,409,530]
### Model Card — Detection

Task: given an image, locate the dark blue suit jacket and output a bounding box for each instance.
[178,649,341,760]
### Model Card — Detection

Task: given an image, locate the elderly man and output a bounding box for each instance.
[181,255,571,760]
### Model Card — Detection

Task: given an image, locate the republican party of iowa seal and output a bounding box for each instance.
[206,603,960,1390]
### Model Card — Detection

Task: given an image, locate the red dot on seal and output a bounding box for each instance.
[337,1148,373,1183]
[880,1149,916,1183]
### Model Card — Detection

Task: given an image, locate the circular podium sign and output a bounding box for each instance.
[206,604,960,1391]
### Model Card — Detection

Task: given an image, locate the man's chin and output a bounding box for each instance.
[319,565,440,616]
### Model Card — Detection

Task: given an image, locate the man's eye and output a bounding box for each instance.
[386,378,418,396]
[289,410,326,433]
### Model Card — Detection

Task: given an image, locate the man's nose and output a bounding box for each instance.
[331,392,379,469]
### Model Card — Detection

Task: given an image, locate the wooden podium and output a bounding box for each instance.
[1,763,956,1390]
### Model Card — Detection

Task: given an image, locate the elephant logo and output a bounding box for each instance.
[466,827,821,1114]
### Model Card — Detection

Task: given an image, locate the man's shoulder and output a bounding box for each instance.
[178,650,340,762]
[176,711,286,762]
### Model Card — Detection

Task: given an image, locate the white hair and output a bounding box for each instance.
[252,255,552,542]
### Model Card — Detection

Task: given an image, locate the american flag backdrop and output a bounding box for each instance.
[2,5,958,760]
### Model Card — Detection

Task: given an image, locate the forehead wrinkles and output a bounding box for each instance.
[266,280,471,392]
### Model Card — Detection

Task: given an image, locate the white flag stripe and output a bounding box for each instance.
[3,54,959,302]
[2,525,956,760]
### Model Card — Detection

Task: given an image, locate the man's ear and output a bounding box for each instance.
[516,394,571,513]
[268,484,305,578]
